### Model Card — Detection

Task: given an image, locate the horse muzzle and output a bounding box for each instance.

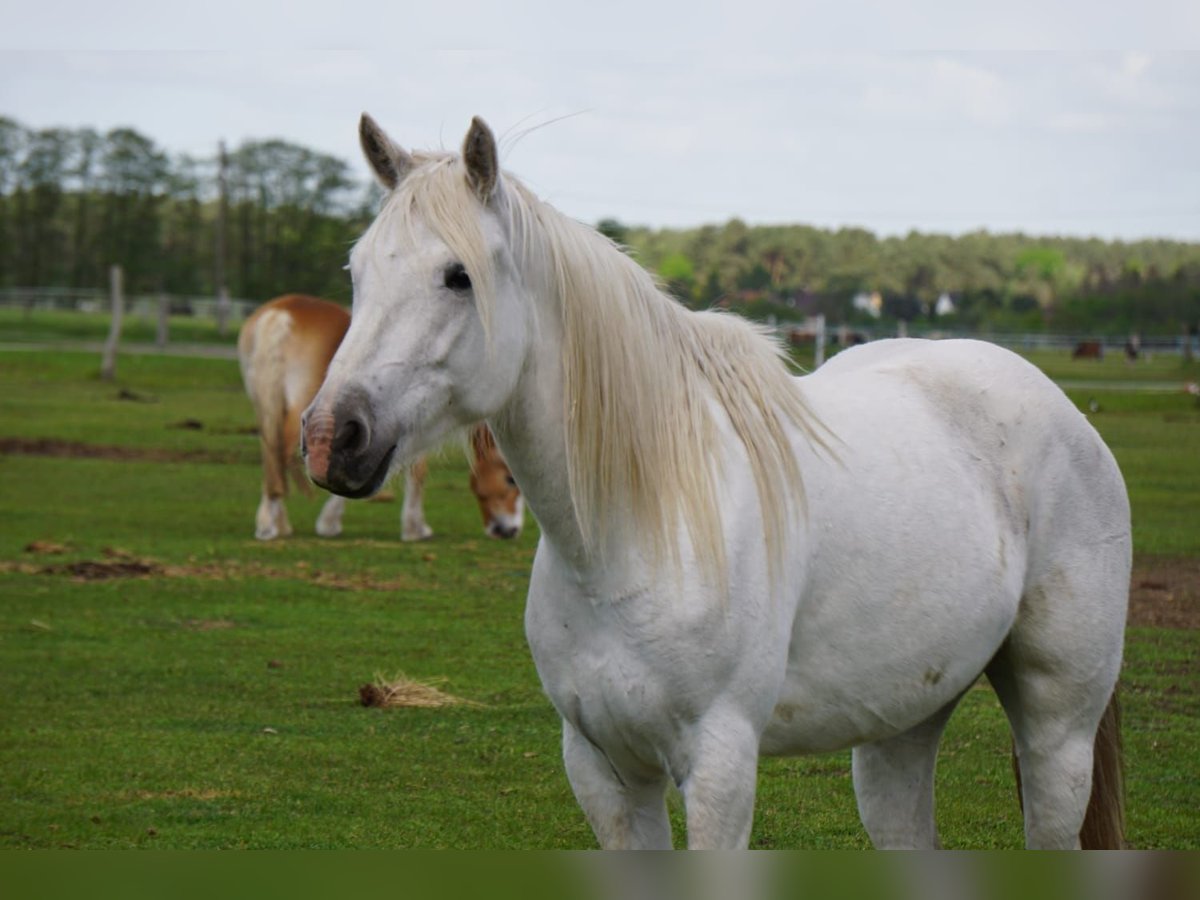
[302,402,396,499]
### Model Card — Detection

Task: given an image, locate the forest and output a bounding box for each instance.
[1,115,1197,337]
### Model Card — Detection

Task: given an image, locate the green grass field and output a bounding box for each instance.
[0,335,1196,849]
[0,306,240,347]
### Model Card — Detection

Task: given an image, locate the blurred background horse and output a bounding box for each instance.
[238,294,522,541]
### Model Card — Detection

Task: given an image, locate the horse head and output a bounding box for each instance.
[302,115,531,499]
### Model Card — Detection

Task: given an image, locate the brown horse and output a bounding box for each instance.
[1072,340,1105,360]
[238,294,522,541]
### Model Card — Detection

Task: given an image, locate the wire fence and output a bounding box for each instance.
[2,286,1196,360]
[0,286,259,323]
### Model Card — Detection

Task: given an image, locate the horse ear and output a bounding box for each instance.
[463,116,499,202]
[359,113,412,190]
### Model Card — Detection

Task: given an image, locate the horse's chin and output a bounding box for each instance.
[314,446,397,499]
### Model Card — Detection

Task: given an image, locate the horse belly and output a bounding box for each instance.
[763,408,1027,754]
[762,567,1019,755]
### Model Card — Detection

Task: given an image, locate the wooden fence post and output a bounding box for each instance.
[100,265,124,381]
[813,314,826,368]
[156,294,170,348]
[215,286,231,338]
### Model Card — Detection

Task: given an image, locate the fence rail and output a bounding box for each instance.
[0,287,260,323]
[777,318,1197,357]
[2,287,1196,359]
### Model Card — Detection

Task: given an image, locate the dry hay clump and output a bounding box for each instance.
[358,673,481,709]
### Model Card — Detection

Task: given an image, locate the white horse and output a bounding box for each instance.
[302,114,1131,849]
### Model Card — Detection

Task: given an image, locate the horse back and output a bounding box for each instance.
[241,295,350,406]
[812,339,1127,544]
[239,295,352,476]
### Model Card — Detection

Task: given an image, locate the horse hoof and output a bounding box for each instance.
[401,525,434,542]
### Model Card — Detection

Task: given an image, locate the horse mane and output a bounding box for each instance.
[364,153,831,584]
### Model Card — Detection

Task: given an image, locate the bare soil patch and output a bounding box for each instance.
[58,559,160,580]
[1129,557,1200,630]
[24,541,69,555]
[128,788,240,801]
[0,436,238,464]
[180,618,236,631]
[4,550,423,593]
[7,530,1197,629]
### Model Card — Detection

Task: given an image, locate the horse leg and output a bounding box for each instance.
[254,417,292,541]
[562,721,672,849]
[986,644,1122,849]
[679,712,760,849]
[401,457,434,541]
[315,494,346,537]
[851,696,961,849]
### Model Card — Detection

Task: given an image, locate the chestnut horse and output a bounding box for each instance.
[238,294,522,541]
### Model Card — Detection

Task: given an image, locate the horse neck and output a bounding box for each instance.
[489,301,593,570]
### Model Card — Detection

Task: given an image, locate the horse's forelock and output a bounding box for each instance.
[359,154,499,340]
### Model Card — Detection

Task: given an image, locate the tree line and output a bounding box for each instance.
[605,219,1200,337]
[1,115,1197,336]
[0,116,374,303]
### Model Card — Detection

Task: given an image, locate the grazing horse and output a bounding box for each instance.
[303,115,1130,849]
[238,294,522,542]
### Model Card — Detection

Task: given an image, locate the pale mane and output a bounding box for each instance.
[368,154,830,584]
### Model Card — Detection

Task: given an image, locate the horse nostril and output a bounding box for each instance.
[332,416,369,455]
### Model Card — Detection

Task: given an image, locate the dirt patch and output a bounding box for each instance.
[24,541,69,555]
[0,436,240,464]
[129,788,239,801]
[13,546,164,581]
[6,536,1196,629]
[1129,558,1200,629]
[2,553,425,594]
[57,559,161,580]
[116,389,157,403]
[180,618,236,631]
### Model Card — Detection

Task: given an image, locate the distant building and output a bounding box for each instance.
[853,291,883,319]
[935,293,957,317]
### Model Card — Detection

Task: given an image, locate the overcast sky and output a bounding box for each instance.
[3,1,1199,241]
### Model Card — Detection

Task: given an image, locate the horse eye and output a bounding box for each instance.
[443,263,472,292]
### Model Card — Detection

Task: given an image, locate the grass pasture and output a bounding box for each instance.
[0,340,1197,849]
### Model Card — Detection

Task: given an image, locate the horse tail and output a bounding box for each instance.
[239,308,296,501]
[1080,688,1125,849]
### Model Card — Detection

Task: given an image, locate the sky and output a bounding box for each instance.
[2,1,1199,242]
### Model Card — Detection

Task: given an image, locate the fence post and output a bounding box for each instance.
[215,286,231,338]
[813,314,826,368]
[156,294,170,348]
[215,140,230,338]
[100,265,124,381]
